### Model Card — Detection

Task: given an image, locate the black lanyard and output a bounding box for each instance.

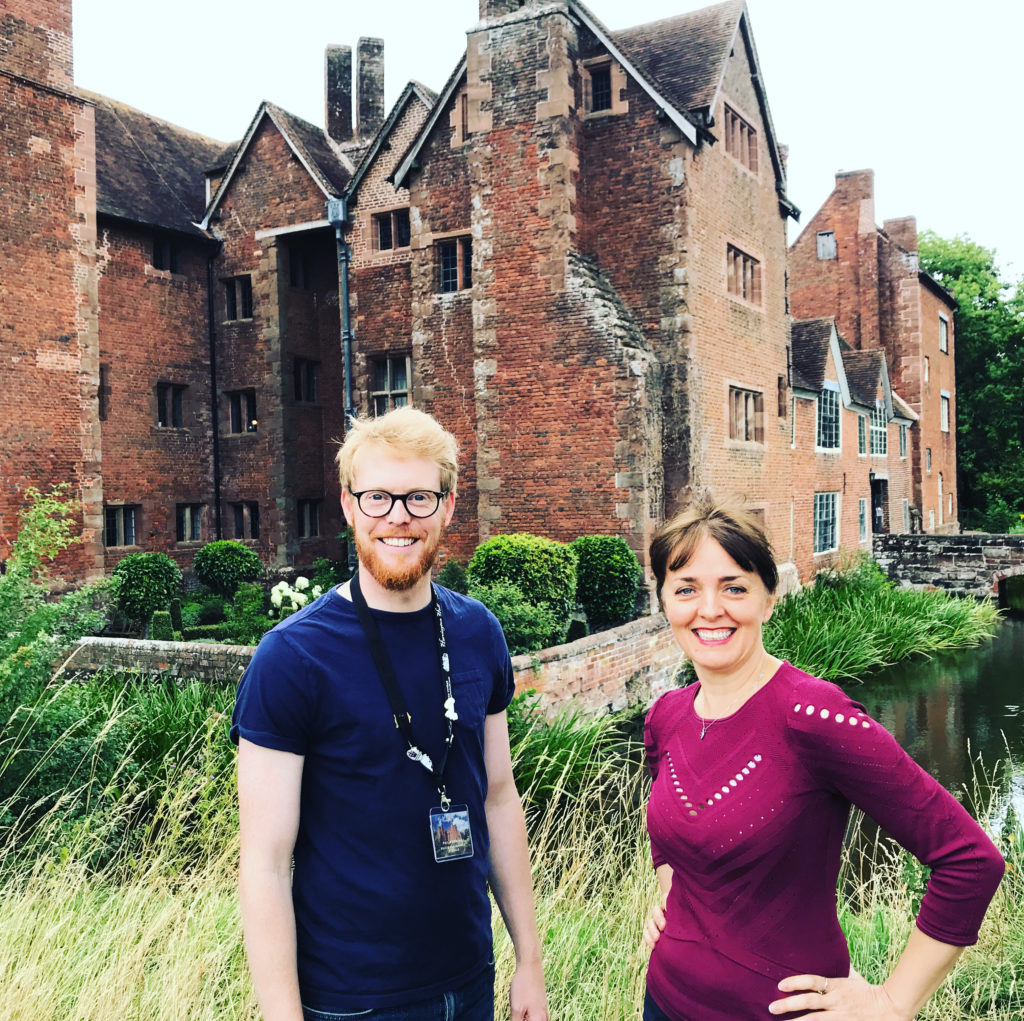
[349,570,456,807]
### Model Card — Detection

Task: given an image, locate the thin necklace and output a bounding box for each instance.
[697,658,767,740]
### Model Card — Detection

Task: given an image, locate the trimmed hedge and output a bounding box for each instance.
[468,534,576,648]
[467,580,559,656]
[571,535,643,631]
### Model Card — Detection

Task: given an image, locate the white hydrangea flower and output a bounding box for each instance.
[295,576,310,590]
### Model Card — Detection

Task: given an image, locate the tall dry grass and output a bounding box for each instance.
[0,690,1019,1019]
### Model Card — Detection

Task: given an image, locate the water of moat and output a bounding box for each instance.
[853,615,1024,832]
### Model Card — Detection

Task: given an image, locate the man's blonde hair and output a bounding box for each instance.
[336,407,459,494]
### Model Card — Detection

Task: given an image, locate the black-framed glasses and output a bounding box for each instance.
[350,489,447,519]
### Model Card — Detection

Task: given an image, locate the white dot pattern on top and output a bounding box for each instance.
[665,749,764,817]
[792,703,871,729]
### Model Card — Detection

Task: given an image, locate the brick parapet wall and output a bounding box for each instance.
[61,614,687,716]
[874,533,1024,598]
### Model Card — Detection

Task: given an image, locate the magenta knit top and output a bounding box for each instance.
[644,662,1005,1021]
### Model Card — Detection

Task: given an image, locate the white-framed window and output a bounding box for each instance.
[940,391,951,432]
[816,231,837,260]
[938,472,944,525]
[924,356,930,383]
[939,313,949,353]
[928,508,935,531]
[899,424,907,458]
[176,503,203,543]
[926,447,932,473]
[948,493,953,516]
[790,395,796,448]
[816,384,840,450]
[371,355,411,416]
[859,497,869,542]
[857,415,867,455]
[902,499,910,533]
[870,400,887,455]
[814,492,838,553]
[104,505,138,547]
[729,386,764,443]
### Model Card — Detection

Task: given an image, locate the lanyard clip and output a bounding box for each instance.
[406,746,434,772]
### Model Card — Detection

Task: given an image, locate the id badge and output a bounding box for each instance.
[429,805,474,862]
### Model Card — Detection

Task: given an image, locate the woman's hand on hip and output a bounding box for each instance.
[642,902,667,951]
[769,972,912,1019]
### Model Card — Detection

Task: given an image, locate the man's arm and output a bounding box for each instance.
[237,738,305,1021]
[483,711,549,1021]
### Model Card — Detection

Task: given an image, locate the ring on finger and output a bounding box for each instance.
[818,977,830,996]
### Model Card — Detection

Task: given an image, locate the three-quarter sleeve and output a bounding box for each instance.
[788,679,1004,946]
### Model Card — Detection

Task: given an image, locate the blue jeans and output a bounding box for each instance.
[642,989,675,1021]
[302,963,494,1021]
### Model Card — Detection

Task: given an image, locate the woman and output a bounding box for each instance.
[641,497,1004,1020]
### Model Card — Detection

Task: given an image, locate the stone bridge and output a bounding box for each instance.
[873,533,1024,601]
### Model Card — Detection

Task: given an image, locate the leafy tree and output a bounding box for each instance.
[192,539,262,598]
[919,232,1024,530]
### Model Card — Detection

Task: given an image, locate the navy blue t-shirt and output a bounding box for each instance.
[230,584,515,1010]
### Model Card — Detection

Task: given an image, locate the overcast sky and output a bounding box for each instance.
[73,0,1023,286]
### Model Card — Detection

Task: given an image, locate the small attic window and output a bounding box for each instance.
[816,231,837,260]
[723,104,757,173]
[590,66,612,112]
[582,58,627,118]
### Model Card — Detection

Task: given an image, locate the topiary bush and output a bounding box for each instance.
[112,552,182,625]
[197,595,227,625]
[149,610,174,641]
[570,535,644,632]
[467,533,577,647]
[192,540,263,598]
[467,580,560,656]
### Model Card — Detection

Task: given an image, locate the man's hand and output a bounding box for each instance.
[509,956,548,1021]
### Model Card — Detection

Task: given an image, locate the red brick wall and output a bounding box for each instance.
[677,32,793,559]
[789,170,957,536]
[1,2,102,579]
[96,222,215,571]
[210,115,345,567]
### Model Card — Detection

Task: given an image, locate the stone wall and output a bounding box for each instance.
[874,533,1024,599]
[61,613,687,715]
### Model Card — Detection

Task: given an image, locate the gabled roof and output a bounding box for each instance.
[84,90,224,239]
[791,318,837,393]
[792,318,911,422]
[608,0,795,217]
[611,0,743,116]
[392,0,795,216]
[843,348,892,416]
[200,103,356,230]
[348,81,437,200]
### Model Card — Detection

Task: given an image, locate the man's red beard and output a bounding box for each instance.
[355,527,444,591]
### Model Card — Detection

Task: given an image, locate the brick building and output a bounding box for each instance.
[2,0,956,589]
[789,169,959,535]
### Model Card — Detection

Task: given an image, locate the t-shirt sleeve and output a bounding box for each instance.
[479,601,516,715]
[229,628,317,755]
[789,679,1005,946]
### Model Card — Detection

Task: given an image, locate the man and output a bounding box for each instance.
[231,407,548,1021]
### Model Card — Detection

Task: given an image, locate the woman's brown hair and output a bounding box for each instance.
[649,494,778,602]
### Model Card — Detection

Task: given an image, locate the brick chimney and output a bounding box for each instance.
[884,216,918,254]
[1,0,74,88]
[325,45,353,143]
[479,0,530,16]
[357,38,384,139]
[834,169,875,235]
